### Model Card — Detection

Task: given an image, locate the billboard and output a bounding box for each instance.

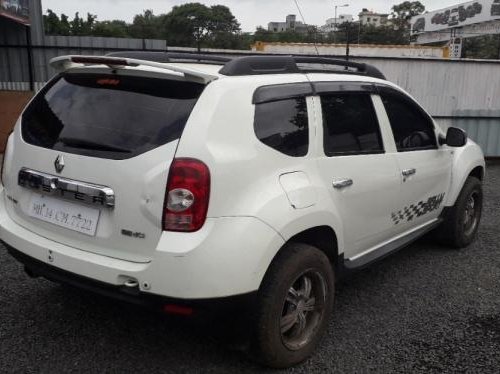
[411,0,500,34]
[0,0,30,25]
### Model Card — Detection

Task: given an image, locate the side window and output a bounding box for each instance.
[254,97,309,157]
[381,92,437,152]
[321,93,384,156]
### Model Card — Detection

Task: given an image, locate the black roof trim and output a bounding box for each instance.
[253,82,313,104]
[295,57,386,80]
[220,56,301,76]
[221,55,386,80]
[106,52,386,80]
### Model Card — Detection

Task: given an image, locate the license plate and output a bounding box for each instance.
[28,194,100,236]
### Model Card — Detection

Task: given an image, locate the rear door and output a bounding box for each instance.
[3,71,205,262]
[314,82,402,259]
[377,86,452,230]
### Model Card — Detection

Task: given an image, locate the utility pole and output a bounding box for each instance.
[345,21,351,63]
[333,3,349,44]
[498,33,500,59]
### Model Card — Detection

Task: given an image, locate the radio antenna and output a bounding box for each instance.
[293,0,320,56]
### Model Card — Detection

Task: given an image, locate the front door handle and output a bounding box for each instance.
[332,179,353,189]
[402,168,416,177]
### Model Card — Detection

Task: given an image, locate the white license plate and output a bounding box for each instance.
[28,194,100,236]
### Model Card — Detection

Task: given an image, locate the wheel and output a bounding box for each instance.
[252,243,335,368]
[435,176,483,248]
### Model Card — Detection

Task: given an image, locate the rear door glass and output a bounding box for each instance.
[22,73,205,159]
[321,93,384,156]
[254,97,309,157]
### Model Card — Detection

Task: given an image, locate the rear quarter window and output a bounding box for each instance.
[254,97,309,157]
[22,73,205,160]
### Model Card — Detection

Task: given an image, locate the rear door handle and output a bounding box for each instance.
[402,168,416,177]
[332,179,353,189]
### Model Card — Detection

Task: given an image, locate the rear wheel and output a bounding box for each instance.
[435,176,483,248]
[252,243,335,368]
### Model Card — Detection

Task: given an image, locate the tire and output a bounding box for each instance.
[435,176,483,248]
[251,243,335,368]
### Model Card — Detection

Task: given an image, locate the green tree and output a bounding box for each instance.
[163,3,242,50]
[69,12,97,36]
[129,10,164,39]
[391,1,425,29]
[43,9,62,35]
[163,3,211,49]
[463,35,500,59]
[92,20,130,38]
[60,13,71,35]
[41,5,253,49]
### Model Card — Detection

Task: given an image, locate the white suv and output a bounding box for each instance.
[0,53,485,367]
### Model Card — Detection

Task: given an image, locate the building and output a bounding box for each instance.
[358,9,389,27]
[267,14,310,33]
[320,14,354,33]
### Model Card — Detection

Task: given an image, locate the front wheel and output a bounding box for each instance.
[252,243,335,368]
[435,176,483,248]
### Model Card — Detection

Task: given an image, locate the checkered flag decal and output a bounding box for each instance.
[391,193,445,225]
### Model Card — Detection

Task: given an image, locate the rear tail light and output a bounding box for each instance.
[163,158,210,232]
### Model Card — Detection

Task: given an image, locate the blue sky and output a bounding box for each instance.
[42,0,466,31]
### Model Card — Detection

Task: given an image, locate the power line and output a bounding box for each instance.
[292,0,320,55]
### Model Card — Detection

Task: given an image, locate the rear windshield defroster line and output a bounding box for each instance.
[22,73,205,160]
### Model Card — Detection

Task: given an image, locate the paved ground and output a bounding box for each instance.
[1,164,499,373]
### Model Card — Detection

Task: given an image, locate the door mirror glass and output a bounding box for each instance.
[446,127,467,147]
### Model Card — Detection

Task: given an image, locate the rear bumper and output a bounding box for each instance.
[0,189,285,300]
[4,242,257,314]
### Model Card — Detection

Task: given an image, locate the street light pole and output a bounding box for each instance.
[333,3,349,44]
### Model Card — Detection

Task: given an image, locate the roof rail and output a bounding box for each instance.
[107,51,232,64]
[49,55,219,84]
[294,56,386,80]
[219,55,386,80]
[50,52,386,82]
[108,52,386,80]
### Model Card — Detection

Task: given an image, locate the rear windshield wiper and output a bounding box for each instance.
[57,137,131,153]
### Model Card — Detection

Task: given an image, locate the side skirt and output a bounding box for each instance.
[339,219,442,275]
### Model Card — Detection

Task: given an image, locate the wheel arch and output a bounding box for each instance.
[258,224,341,292]
[445,142,485,207]
[468,165,484,181]
[288,226,339,266]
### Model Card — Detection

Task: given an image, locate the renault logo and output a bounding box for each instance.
[54,155,65,173]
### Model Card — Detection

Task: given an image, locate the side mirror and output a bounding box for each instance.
[445,127,467,147]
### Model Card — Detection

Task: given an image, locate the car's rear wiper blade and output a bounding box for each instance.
[57,137,131,153]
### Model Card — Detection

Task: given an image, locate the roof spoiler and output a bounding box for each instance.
[49,55,219,84]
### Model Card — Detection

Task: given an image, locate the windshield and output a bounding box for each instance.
[22,73,205,160]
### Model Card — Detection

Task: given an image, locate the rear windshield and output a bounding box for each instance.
[22,73,205,159]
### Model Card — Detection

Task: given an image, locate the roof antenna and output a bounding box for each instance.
[293,0,320,56]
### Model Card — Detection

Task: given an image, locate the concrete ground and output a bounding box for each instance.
[0,164,499,373]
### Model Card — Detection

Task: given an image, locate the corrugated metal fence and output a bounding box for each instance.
[353,57,500,157]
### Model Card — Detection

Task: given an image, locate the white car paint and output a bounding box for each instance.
[0,57,485,300]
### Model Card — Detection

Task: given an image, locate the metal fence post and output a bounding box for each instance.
[25,25,34,91]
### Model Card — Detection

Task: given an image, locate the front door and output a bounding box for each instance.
[378,87,452,231]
